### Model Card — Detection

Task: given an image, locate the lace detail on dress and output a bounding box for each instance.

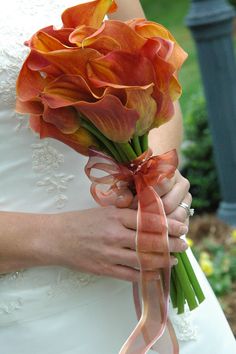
[0,268,98,317]
[0,271,25,315]
[47,270,98,298]
[0,270,25,282]
[32,141,65,172]
[32,141,75,208]
[171,308,198,341]
[0,298,23,315]
[14,113,30,132]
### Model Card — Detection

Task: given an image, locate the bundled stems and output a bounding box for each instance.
[180,252,205,304]
[132,135,143,156]
[82,118,204,314]
[80,119,122,162]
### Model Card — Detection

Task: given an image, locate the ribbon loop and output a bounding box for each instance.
[85,148,179,354]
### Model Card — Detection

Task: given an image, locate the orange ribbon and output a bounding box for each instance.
[85,148,179,354]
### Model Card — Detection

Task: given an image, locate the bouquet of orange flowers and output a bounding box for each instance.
[16,1,205,353]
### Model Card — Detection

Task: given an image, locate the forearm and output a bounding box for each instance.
[148,101,183,155]
[0,211,56,273]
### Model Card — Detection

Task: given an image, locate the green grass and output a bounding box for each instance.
[140,0,203,117]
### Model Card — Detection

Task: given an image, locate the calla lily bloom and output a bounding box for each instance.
[127,18,188,71]
[61,0,117,29]
[30,115,99,155]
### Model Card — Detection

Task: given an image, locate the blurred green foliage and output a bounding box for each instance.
[193,237,236,296]
[229,0,236,7]
[181,95,221,212]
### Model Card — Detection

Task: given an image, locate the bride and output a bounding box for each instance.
[0,0,235,353]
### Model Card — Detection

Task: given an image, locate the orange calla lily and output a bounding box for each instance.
[36,48,101,77]
[25,26,75,48]
[42,74,102,108]
[126,87,157,136]
[16,55,46,101]
[76,94,139,142]
[43,105,79,134]
[16,98,44,115]
[30,115,99,155]
[127,18,188,69]
[61,0,117,29]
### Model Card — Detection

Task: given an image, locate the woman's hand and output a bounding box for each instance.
[114,170,192,253]
[40,206,188,282]
[156,170,192,231]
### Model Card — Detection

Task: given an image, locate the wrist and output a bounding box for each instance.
[30,213,62,268]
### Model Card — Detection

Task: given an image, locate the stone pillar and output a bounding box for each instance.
[186,0,236,225]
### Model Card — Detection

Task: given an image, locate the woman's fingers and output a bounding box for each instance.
[154,175,176,197]
[162,174,190,215]
[113,247,179,271]
[106,264,140,282]
[167,217,189,236]
[119,227,188,253]
[120,208,188,237]
[168,192,192,224]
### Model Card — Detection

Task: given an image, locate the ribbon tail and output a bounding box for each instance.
[119,183,179,354]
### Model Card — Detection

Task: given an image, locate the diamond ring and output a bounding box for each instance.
[179,202,195,217]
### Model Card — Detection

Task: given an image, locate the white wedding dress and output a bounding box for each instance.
[0,1,235,353]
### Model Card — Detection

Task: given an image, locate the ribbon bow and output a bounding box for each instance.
[85,148,179,354]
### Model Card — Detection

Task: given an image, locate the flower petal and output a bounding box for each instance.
[16,98,44,115]
[125,87,156,136]
[169,75,182,101]
[16,55,46,101]
[30,115,99,156]
[38,48,101,76]
[73,20,145,53]
[28,31,70,53]
[128,19,188,70]
[69,25,97,45]
[61,0,117,29]
[152,90,175,127]
[88,51,155,89]
[43,105,79,134]
[42,74,103,108]
[26,26,75,48]
[76,94,139,142]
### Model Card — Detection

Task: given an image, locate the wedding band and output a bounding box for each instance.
[179,202,195,217]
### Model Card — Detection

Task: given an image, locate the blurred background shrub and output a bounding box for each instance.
[181,95,221,213]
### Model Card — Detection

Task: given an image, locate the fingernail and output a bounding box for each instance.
[181,240,188,251]
[180,225,188,235]
[171,258,178,266]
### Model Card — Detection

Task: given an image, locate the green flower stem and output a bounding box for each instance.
[132,135,142,156]
[170,268,178,309]
[111,143,127,162]
[175,253,198,311]
[140,133,149,152]
[117,142,138,161]
[180,252,205,304]
[175,268,185,314]
[113,143,129,163]
[80,119,122,162]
